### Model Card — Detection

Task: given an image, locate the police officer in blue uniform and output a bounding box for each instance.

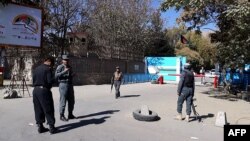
[55,55,76,121]
[32,56,57,134]
[176,63,195,122]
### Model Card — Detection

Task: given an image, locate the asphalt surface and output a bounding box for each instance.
[0,81,250,141]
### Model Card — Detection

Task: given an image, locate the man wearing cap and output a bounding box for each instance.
[111,66,123,99]
[176,63,195,122]
[55,55,76,121]
[32,56,57,134]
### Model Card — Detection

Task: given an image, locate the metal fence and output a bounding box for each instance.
[69,57,145,74]
[221,72,250,90]
[68,57,146,85]
[123,74,153,84]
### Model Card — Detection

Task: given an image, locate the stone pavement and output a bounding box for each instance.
[0,82,250,141]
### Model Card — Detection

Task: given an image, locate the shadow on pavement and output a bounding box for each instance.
[200,91,211,95]
[119,95,140,98]
[201,89,243,102]
[190,113,214,122]
[77,110,120,119]
[57,116,111,133]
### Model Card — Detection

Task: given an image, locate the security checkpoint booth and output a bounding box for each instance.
[145,56,187,83]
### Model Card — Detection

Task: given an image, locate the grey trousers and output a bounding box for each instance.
[177,87,194,115]
[59,83,75,115]
[114,80,121,98]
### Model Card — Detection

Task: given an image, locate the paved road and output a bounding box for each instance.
[0,82,249,141]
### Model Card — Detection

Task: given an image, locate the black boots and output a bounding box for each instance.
[60,113,76,121]
[68,113,76,119]
[60,114,68,121]
[37,124,48,133]
[49,124,57,134]
[37,124,57,134]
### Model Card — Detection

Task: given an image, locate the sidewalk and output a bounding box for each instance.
[0,83,249,141]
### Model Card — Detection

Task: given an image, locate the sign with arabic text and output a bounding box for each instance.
[0,3,42,48]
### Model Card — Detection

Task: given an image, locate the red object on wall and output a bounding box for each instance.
[158,75,164,84]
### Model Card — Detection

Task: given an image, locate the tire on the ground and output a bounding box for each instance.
[133,109,159,121]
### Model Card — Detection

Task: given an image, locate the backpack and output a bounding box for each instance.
[3,87,19,99]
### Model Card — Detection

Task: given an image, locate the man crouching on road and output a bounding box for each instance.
[176,63,195,122]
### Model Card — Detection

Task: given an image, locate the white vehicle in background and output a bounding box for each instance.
[204,69,220,83]
[205,69,220,78]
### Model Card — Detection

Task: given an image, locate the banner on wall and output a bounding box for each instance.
[0,3,42,48]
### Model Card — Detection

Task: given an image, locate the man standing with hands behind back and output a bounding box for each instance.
[55,55,76,122]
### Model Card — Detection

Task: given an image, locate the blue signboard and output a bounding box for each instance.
[146,56,186,81]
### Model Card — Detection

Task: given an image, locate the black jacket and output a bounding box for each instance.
[33,64,53,89]
[177,69,195,95]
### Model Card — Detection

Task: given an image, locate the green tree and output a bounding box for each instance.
[211,1,250,65]
[161,0,250,65]
[166,25,216,70]
[84,0,173,60]
[145,9,174,57]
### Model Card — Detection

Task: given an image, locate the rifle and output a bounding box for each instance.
[111,76,114,93]
[191,98,201,122]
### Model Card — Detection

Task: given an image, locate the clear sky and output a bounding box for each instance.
[152,0,217,32]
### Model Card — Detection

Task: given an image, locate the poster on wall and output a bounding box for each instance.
[0,3,42,48]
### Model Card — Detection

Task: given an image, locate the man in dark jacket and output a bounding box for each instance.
[32,56,57,134]
[55,55,76,121]
[176,63,195,122]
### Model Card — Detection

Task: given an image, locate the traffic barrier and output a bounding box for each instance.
[168,74,205,77]
[215,111,227,127]
[158,75,164,84]
[214,75,218,88]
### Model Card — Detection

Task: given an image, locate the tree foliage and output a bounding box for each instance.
[166,25,216,70]
[83,0,174,60]
[1,0,176,60]
[145,9,174,57]
[43,0,83,56]
[161,0,250,65]
[211,1,250,65]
